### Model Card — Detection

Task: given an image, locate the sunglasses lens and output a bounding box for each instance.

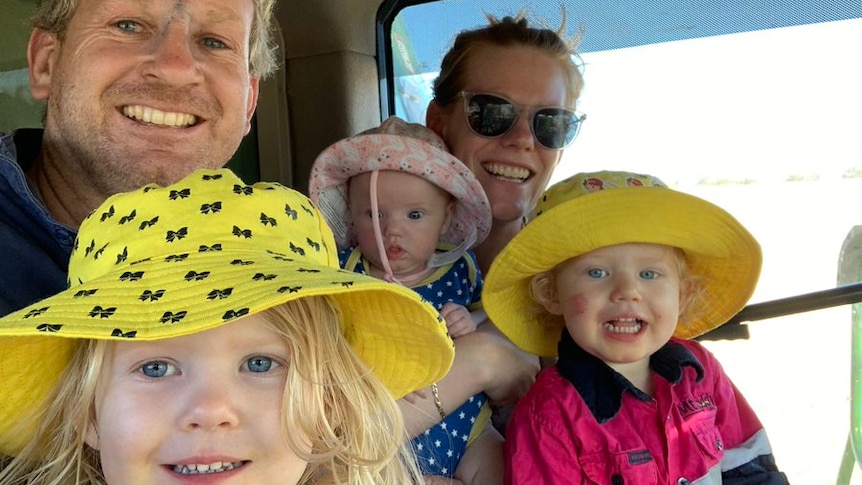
[533,109,582,150]
[465,94,517,137]
[464,92,584,150]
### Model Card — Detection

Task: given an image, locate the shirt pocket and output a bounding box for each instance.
[690,417,725,465]
[580,449,658,485]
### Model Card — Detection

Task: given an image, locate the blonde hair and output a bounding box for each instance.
[0,339,103,484]
[30,0,279,78]
[261,298,422,484]
[0,296,421,485]
[432,11,584,108]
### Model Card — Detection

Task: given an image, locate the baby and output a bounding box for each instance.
[310,117,502,484]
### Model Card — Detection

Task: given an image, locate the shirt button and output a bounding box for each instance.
[678,479,691,485]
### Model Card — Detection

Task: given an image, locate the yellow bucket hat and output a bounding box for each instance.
[0,168,454,456]
[483,171,762,358]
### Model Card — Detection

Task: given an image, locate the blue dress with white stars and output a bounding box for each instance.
[411,393,489,476]
[339,244,483,313]
[340,244,489,477]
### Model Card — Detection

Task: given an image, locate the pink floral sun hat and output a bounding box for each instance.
[309,116,491,257]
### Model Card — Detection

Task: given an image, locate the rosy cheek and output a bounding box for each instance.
[562,294,590,315]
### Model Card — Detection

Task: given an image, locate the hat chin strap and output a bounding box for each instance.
[427,228,476,268]
[369,170,399,284]
[369,170,468,287]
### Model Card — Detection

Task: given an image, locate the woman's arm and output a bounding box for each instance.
[399,320,539,437]
[454,424,505,484]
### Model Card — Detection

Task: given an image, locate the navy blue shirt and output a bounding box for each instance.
[0,130,76,316]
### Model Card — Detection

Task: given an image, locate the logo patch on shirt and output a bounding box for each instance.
[627,450,652,465]
[677,392,716,418]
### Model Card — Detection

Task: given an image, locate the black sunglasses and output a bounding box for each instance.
[459,91,586,150]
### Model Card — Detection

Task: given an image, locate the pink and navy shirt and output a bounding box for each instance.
[504,334,788,485]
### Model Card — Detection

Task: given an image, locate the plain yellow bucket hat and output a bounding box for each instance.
[0,168,454,456]
[483,171,762,357]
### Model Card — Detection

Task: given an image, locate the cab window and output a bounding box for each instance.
[383,1,862,482]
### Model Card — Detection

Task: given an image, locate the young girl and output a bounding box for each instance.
[309,116,502,484]
[0,168,455,485]
[483,171,789,484]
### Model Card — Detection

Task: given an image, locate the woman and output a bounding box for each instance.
[403,12,587,484]
[427,13,586,275]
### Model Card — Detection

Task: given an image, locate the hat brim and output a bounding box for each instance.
[310,134,491,249]
[0,251,453,454]
[483,187,761,357]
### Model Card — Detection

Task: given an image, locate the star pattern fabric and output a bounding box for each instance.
[339,245,483,311]
[411,393,488,477]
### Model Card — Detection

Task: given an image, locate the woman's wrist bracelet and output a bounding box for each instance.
[431,383,446,419]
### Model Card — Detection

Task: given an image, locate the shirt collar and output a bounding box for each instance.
[555,330,704,423]
[0,129,43,191]
[4,129,42,171]
[17,129,43,170]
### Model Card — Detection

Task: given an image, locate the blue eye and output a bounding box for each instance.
[587,268,607,278]
[202,37,227,50]
[141,361,173,378]
[408,210,422,220]
[245,356,275,373]
[640,269,659,280]
[116,20,142,33]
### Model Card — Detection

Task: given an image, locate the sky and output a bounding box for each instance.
[554,18,862,185]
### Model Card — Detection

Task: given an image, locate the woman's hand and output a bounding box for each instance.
[399,318,539,437]
[470,322,539,407]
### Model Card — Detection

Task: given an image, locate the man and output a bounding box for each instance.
[0,0,279,315]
